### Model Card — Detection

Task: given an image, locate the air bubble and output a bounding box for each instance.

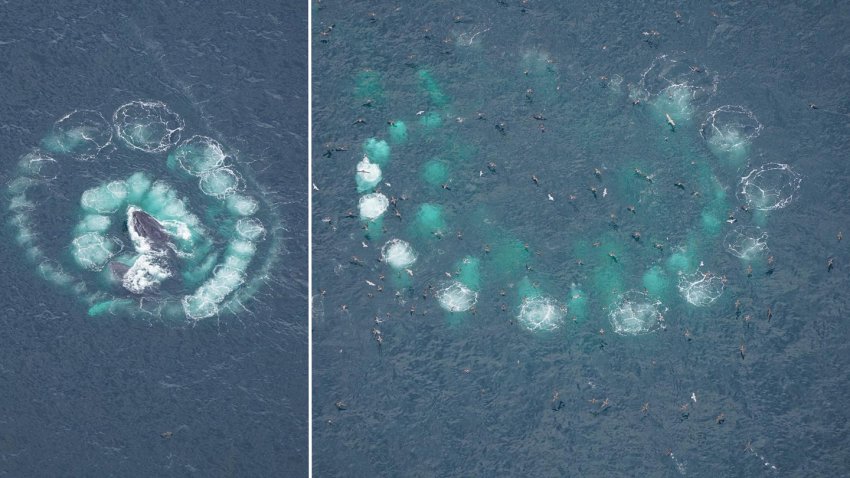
[235,218,266,241]
[678,270,725,307]
[437,281,478,312]
[113,100,184,153]
[355,156,382,192]
[701,106,762,159]
[200,167,241,198]
[381,239,417,269]
[358,193,389,221]
[609,291,664,336]
[725,227,769,260]
[738,163,802,211]
[42,110,112,160]
[517,296,565,332]
[171,136,227,176]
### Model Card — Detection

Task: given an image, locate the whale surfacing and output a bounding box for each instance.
[131,209,170,250]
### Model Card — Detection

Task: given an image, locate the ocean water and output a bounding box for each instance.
[0,1,307,475]
[312,1,850,476]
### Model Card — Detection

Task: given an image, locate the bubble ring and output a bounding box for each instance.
[738,162,802,211]
[700,105,763,148]
[634,53,719,107]
[380,238,417,269]
[725,226,769,260]
[351,57,790,337]
[42,109,113,161]
[677,270,725,307]
[518,296,566,332]
[7,101,276,321]
[436,281,478,313]
[113,100,184,153]
[608,290,664,336]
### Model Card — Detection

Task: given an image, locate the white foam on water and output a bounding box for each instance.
[81,181,129,214]
[76,214,112,234]
[174,135,226,176]
[122,254,172,294]
[517,296,565,332]
[381,239,417,269]
[678,270,725,307]
[226,194,259,216]
[725,227,769,260]
[701,105,762,154]
[235,218,266,241]
[738,163,802,211]
[18,151,58,179]
[199,167,241,198]
[355,156,382,190]
[113,100,184,153]
[437,281,478,312]
[72,232,121,271]
[182,294,219,320]
[358,192,389,221]
[45,110,113,160]
[609,291,664,336]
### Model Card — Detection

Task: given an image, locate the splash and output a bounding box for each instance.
[355,156,382,193]
[725,227,769,260]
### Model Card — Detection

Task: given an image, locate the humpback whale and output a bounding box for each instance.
[108,207,177,293]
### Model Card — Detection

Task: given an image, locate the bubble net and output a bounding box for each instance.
[6,100,277,322]
[358,193,389,221]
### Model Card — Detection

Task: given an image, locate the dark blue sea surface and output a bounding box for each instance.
[0,1,307,475]
[312,1,850,476]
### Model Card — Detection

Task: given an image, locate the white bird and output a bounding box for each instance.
[312,183,319,191]
[691,392,697,403]
[666,112,676,129]
[361,242,368,248]
[602,188,608,198]
[366,280,376,287]
[547,193,554,201]
[416,110,425,116]
[405,268,414,277]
